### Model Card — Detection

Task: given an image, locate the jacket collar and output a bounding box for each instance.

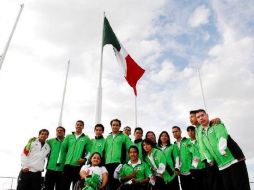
[109,131,123,135]
[127,159,142,165]
[134,139,142,144]
[174,137,187,144]
[95,136,104,139]
[72,132,85,137]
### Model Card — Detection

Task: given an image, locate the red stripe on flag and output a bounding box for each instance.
[124,55,145,96]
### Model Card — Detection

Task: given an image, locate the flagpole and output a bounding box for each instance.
[134,96,138,128]
[95,12,105,124]
[58,60,70,126]
[196,64,207,111]
[0,4,24,71]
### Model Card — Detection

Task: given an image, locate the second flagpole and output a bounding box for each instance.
[0,4,24,71]
[95,12,105,124]
[58,60,70,126]
[135,96,138,128]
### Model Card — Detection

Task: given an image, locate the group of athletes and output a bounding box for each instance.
[16,109,250,190]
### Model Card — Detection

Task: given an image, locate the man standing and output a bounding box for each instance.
[59,120,91,190]
[133,127,143,160]
[45,126,65,190]
[189,110,224,190]
[104,119,132,190]
[196,109,250,190]
[17,129,50,190]
[172,126,194,190]
[187,125,206,190]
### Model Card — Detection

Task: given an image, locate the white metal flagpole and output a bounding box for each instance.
[196,64,207,111]
[95,13,105,124]
[95,52,103,124]
[0,4,24,70]
[135,96,138,128]
[58,60,70,126]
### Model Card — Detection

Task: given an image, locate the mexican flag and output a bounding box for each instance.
[102,17,145,96]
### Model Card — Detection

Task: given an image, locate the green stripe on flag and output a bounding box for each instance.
[102,17,121,51]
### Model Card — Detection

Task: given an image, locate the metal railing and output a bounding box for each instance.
[0,177,17,190]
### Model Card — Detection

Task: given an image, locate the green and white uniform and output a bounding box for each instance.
[200,123,236,170]
[144,148,171,184]
[133,139,143,160]
[196,125,208,162]
[159,145,177,182]
[90,136,105,157]
[104,132,132,164]
[59,132,91,166]
[173,137,192,174]
[119,159,152,184]
[189,140,205,170]
[47,138,65,171]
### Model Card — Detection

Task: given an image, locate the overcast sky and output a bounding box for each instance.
[0,0,253,185]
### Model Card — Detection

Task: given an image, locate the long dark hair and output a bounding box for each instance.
[145,131,156,143]
[158,131,171,147]
[142,138,155,156]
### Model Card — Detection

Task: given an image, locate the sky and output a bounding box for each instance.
[0,0,254,187]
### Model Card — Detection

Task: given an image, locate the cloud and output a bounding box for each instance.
[212,0,254,38]
[188,5,211,28]
[150,60,177,84]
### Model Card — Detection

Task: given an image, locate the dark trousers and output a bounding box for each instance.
[166,175,180,190]
[220,161,250,190]
[206,164,224,190]
[105,163,121,190]
[62,165,81,190]
[17,170,42,190]
[190,168,206,190]
[152,176,166,190]
[45,169,63,190]
[180,174,194,190]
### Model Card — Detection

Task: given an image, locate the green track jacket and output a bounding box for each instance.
[133,139,143,160]
[200,123,235,169]
[59,132,91,166]
[159,145,177,182]
[189,140,205,169]
[119,159,152,182]
[104,132,132,164]
[173,137,192,174]
[90,136,105,157]
[144,148,171,184]
[46,138,65,171]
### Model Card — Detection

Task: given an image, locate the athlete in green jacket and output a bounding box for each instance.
[143,138,171,189]
[158,131,180,190]
[90,124,105,158]
[59,120,92,190]
[172,126,193,190]
[104,119,132,190]
[189,109,224,190]
[133,127,143,160]
[117,146,151,190]
[45,126,65,190]
[187,125,206,190]
[196,109,250,190]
